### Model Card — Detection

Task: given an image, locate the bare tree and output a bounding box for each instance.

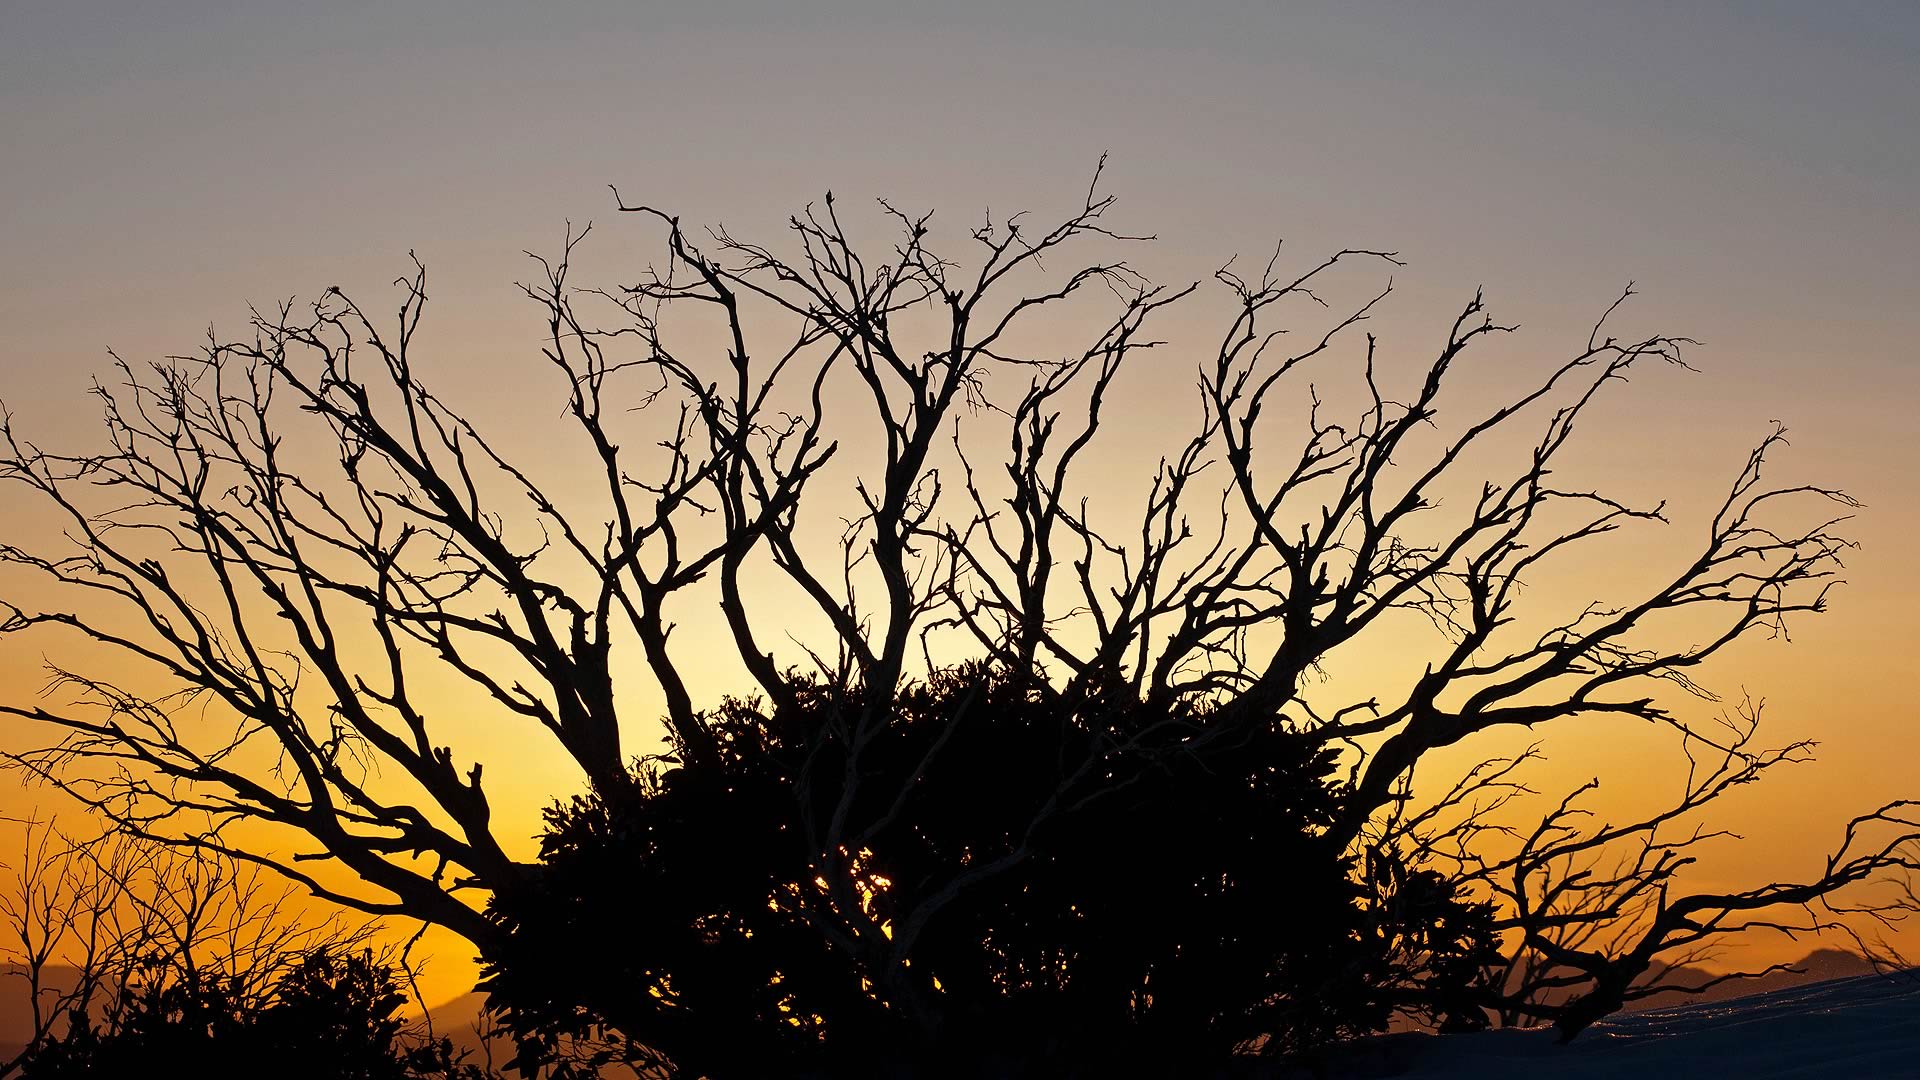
[1,168,1911,1058]
[0,818,135,1074]
[1371,699,1919,1036]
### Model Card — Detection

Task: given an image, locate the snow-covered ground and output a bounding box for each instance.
[1306,973,1920,1079]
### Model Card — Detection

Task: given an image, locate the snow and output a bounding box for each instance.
[1302,973,1920,1079]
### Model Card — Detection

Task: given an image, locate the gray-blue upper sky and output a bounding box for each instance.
[5,5,1916,669]
[7,2,1914,495]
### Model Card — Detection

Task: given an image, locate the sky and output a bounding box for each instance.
[2,1,1918,1006]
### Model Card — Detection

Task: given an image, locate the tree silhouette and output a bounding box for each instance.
[1,167,1913,1072]
[481,666,1503,1074]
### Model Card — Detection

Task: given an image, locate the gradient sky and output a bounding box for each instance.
[3,1,1918,1005]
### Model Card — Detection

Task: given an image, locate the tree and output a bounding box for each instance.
[480,666,1503,1075]
[1,167,1913,1072]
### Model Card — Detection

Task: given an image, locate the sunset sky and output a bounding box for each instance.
[3,1,1917,1007]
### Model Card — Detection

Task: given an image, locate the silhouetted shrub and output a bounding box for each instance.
[21,949,489,1080]
[482,666,1499,1076]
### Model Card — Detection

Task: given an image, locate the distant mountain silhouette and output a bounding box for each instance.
[420,990,509,1065]
[1627,948,1877,1011]
[0,963,89,1060]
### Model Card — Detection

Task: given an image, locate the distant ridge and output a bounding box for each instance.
[0,964,90,1059]
[1628,947,1877,1010]
[419,990,509,1065]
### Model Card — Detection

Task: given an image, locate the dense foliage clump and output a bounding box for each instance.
[482,667,1500,1076]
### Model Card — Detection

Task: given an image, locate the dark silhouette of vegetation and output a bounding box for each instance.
[1,167,1914,1073]
[0,822,498,1079]
[22,948,483,1080]
[483,666,1501,1075]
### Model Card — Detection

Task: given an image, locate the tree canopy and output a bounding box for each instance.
[2,170,1913,1074]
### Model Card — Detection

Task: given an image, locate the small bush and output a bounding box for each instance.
[21,949,488,1080]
